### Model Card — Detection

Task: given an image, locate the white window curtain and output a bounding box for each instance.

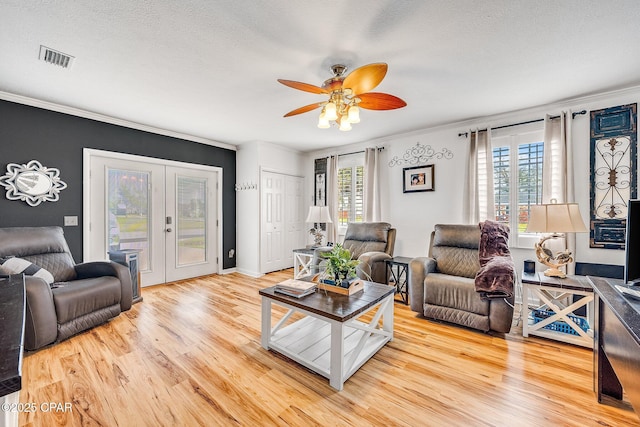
[543,111,576,274]
[326,155,339,244]
[463,129,495,223]
[363,147,381,222]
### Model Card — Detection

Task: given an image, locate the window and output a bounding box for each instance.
[337,153,364,228]
[491,128,544,247]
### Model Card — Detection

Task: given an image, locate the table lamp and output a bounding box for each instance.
[526,201,587,278]
[306,206,332,247]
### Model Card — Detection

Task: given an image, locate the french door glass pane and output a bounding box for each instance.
[177,176,207,265]
[107,168,150,271]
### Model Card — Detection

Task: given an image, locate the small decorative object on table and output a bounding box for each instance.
[317,244,363,295]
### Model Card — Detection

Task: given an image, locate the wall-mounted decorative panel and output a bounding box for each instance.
[589,103,637,249]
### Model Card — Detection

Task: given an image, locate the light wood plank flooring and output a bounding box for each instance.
[18,270,638,426]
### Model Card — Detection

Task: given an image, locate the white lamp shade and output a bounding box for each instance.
[317,114,330,128]
[306,206,332,224]
[339,119,352,131]
[526,203,587,233]
[324,102,338,121]
[347,105,360,123]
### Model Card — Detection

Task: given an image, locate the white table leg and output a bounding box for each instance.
[261,297,271,350]
[329,320,345,391]
[383,295,394,340]
[522,281,530,337]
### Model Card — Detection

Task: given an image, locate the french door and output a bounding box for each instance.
[85,150,220,286]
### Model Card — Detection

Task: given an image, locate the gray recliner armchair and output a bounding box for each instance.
[314,222,396,284]
[0,226,133,350]
[408,223,514,333]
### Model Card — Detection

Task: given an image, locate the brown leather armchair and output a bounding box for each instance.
[0,227,132,350]
[408,224,514,333]
[313,222,396,284]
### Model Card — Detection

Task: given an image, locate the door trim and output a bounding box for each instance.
[83,148,224,276]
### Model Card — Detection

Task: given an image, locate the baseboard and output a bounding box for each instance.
[235,268,264,278]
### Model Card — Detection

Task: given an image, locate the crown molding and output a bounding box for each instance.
[0,90,236,152]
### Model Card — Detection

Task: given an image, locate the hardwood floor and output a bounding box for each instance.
[18,270,638,426]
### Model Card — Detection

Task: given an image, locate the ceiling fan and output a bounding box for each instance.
[277,62,407,131]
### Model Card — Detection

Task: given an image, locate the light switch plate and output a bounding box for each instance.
[64,216,78,226]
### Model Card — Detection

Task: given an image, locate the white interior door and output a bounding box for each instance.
[260,171,305,273]
[87,152,219,286]
[284,175,305,263]
[261,171,285,273]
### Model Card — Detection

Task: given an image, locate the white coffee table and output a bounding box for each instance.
[259,281,395,390]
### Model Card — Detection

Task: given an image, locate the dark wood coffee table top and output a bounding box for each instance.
[259,281,395,322]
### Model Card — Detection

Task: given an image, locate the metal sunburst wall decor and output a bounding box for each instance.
[388,142,453,167]
[0,160,68,206]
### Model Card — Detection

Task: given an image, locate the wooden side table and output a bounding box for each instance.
[521,271,594,347]
[385,256,412,304]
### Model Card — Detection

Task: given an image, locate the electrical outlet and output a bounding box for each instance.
[64,216,78,226]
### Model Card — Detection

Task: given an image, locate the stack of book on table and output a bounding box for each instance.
[275,279,317,298]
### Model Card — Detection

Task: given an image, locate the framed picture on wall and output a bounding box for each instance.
[402,164,434,193]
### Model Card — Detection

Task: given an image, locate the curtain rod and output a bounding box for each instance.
[457,110,587,138]
[331,146,385,158]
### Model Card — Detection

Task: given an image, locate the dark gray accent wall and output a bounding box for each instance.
[0,100,236,269]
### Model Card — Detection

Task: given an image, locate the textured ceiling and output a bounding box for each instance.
[1,1,640,152]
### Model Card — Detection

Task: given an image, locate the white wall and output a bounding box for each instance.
[304,85,640,273]
[236,141,306,276]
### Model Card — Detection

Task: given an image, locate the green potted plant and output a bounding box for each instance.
[320,244,360,288]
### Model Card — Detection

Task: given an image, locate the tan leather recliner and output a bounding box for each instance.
[0,227,133,350]
[313,222,396,284]
[408,224,514,333]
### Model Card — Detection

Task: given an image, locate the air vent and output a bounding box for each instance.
[39,45,74,68]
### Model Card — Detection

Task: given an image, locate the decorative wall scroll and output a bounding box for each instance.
[589,103,637,249]
[0,160,67,206]
[388,142,453,168]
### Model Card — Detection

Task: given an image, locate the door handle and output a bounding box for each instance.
[166,228,172,232]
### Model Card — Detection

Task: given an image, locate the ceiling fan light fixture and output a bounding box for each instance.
[278,62,406,131]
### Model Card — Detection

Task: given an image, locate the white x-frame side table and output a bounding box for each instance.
[259,282,395,390]
[521,272,594,348]
[292,248,316,279]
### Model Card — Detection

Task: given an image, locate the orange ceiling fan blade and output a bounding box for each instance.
[357,92,407,110]
[277,79,328,94]
[342,63,388,95]
[283,102,325,117]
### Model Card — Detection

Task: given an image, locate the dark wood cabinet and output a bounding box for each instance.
[589,276,640,418]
